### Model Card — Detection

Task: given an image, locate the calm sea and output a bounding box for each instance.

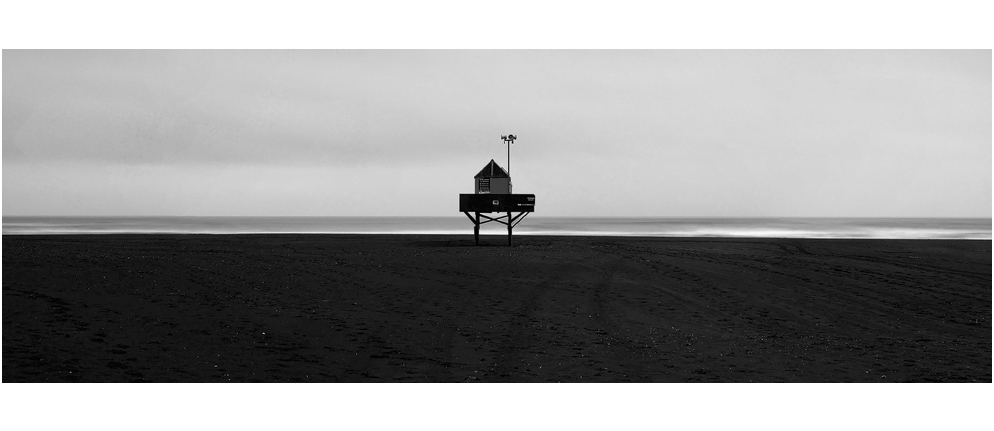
[2,216,990,239]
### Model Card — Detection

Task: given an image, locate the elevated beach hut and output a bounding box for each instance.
[460,158,534,246]
[458,134,534,246]
[474,159,510,194]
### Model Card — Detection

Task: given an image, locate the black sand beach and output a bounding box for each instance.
[3,234,990,382]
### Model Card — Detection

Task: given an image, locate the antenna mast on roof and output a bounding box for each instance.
[500,134,516,193]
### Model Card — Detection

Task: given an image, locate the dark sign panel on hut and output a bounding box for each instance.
[459,193,535,213]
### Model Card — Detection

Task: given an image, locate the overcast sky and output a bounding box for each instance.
[3,50,990,217]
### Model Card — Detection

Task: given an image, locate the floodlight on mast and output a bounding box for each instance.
[501,134,516,193]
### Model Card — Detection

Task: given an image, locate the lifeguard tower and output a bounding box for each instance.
[459,135,535,246]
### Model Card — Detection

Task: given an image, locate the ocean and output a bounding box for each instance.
[2,216,990,239]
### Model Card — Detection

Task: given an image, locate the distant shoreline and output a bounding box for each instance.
[2,233,993,241]
[3,216,992,240]
[4,215,991,240]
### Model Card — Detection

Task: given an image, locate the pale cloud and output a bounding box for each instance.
[3,50,990,217]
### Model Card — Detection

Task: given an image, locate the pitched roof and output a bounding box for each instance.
[474,159,509,178]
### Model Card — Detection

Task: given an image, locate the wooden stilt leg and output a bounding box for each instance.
[474,212,480,246]
[507,211,512,246]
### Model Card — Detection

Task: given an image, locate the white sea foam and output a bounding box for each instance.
[3,216,990,239]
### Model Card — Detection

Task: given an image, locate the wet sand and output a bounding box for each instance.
[3,234,990,382]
